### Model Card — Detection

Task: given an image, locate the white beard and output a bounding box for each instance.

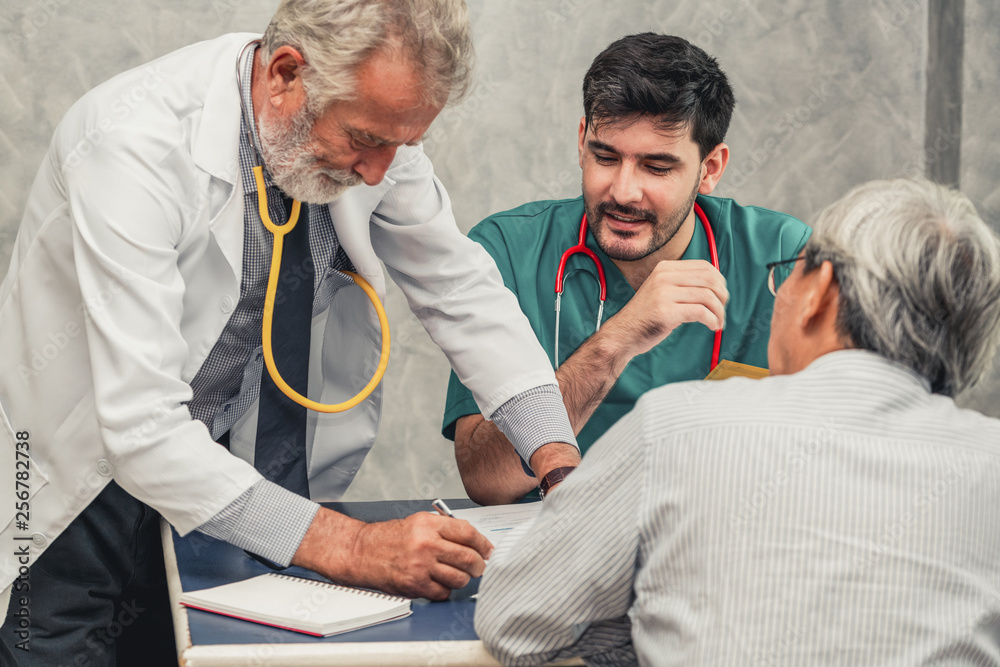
[257,107,362,204]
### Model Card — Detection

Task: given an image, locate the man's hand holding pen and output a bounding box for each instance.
[291,504,493,601]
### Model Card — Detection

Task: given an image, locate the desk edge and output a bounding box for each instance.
[178,639,501,666]
[160,518,194,662]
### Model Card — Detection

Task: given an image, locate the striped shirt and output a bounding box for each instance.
[476,350,1000,666]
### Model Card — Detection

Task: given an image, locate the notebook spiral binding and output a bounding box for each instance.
[269,573,407,602]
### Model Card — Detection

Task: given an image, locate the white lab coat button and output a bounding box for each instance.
[220,295,234,313]
[96,459,113,476]
[31,532,47,548]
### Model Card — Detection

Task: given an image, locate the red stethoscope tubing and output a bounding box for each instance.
[695,203,722,370]
[555,202,722,371]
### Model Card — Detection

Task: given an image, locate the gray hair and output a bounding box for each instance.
[261,0,474,114]
[804,178,1000,396]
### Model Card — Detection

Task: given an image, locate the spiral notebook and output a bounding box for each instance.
[178,573,411,637]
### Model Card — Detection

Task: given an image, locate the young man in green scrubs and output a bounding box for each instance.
[443,33,811,504]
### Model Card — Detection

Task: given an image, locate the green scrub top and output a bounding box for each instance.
[443,194,811,455]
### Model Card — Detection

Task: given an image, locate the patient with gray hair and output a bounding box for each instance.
[476,178,1000,667]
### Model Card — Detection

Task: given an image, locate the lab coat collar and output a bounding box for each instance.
[192,33,257,186]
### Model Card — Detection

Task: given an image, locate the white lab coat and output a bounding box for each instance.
[0,34,556,589]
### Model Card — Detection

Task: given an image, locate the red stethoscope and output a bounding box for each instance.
[554,202,721,371]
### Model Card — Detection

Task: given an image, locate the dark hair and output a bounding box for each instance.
[582,33,735,159]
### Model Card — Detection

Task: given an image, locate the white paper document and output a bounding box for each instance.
[451,502,542,547]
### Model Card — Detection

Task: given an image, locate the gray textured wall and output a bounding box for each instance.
[957,0,1000,418]
[0,1,996,501]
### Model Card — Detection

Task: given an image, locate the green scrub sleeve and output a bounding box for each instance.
[784,222,813,258]
[441,220,518,441]
[443,370,479,441]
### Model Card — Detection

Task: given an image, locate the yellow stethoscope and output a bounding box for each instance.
[238,41,390,413]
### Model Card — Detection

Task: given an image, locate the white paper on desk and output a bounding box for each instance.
[451,503,542,548]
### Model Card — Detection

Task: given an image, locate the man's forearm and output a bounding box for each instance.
[455,415,539,505]
[291,506,365,579]
[454,325,634,505]
[454,415,579,505]
[556,323,635,433]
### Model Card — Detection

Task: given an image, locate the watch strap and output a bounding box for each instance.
[538,466,577,499]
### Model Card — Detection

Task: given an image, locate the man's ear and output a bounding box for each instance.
[799,260,839,331]
[577,117,588,170]
[264,45,308,115]
[698,142,729,195]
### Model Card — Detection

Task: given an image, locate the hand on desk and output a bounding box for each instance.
[291,507,493,600]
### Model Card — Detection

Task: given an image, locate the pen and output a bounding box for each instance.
[431,498,454,518]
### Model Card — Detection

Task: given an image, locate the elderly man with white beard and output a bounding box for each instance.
[0,1,580,663]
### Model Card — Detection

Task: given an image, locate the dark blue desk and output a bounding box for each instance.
[162,499,516,667]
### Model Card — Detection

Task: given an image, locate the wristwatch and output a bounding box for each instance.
[538,466,577,499]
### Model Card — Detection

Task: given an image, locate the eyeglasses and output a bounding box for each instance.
[766,255,804,296]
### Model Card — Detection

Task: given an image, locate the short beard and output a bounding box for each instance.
[257,106,362,204]
[585,176,700,262]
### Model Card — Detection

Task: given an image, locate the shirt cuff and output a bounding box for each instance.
[196,480,320,567]
[489,384,578,474]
